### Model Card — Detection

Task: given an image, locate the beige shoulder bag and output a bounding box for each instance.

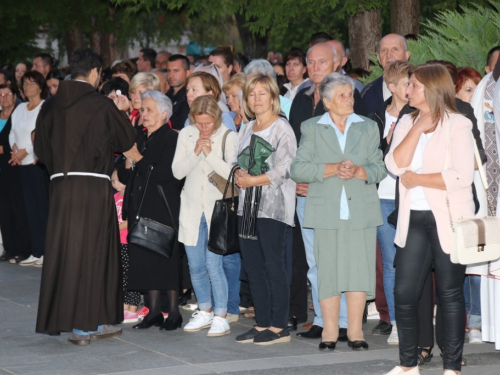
[446,122,500,265]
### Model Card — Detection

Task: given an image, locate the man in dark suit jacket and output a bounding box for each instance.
[361,34,410,116]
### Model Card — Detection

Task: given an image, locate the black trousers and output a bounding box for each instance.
[239,217,290,329]
[0,166,32,258]
[395,210,465,371]
[417,269,435,348]
[289,213,308,322]
[18,164,49,258]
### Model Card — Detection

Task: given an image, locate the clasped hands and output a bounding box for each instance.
[194,135,212,156]
[8,144,28,165]
[336,160,359,180]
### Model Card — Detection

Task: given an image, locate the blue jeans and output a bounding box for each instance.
[376,199,397,323]
[464,275,481,329]
[296,197,347,328]
[73,325,103,335]
[223,253,241,315]
[185,214,228,316]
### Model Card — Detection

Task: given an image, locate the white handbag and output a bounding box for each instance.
[446,124,500,265]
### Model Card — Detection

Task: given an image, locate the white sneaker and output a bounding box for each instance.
[385,366,419,375]
[207,316,231,337]
[469,329,483,344]
[19,255,39,267]
[33,256,44,268]
[183,311,213,332]
[387,323,399,345]
[181,303,198,312]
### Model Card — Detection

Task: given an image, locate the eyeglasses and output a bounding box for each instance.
[195,122,215,127]
[0,93,13,99]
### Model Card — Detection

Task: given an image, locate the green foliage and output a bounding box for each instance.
[362,0,500,84]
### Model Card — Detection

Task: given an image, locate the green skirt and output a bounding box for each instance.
[314,220,376,300]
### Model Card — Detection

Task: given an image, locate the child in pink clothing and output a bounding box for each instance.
[112,170,141,323]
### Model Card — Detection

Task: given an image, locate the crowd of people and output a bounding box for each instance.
[0,30,500,375]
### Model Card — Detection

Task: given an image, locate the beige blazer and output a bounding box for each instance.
[172,124,236,246]
[385,112,475,254]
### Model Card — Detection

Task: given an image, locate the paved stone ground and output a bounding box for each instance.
[0,262,499,375]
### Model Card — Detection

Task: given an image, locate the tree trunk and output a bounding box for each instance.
[65,28,85,63]
[349,8,382,70]
[391,0,420,36]
[234,13,269,59]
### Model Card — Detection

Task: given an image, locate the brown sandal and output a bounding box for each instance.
[243,308,255,319]
[417,347,434,365]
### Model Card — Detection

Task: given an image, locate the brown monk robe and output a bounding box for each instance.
[34,79,135,334]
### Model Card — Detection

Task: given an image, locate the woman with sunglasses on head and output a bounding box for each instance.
[8,71,50,268]
[0,81,32,263]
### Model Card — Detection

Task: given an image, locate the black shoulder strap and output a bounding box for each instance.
[157,184,178,232]
[135,165,153,219]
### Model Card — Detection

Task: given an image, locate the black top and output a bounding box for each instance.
[289,86,367,145]
[166,86,190,131]
[360,76,385,116]
[0,111,13,170]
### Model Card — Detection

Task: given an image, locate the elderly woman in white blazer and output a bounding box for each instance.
[172,95,237,337]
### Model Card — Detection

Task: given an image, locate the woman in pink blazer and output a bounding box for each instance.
[385,64,475,375]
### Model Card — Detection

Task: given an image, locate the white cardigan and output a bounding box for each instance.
[172,124,237,246]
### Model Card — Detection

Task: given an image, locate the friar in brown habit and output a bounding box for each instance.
[34,48,136,345]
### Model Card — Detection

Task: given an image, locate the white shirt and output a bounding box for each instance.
[378,112,398,199]
[9,101,44,165]
[383,80,392,102]
[410,131,434,210]
[284,78,310,101]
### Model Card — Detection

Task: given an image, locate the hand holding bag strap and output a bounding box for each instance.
[223,165,240,200]
[135,165,154,220]
[157,184,178,232]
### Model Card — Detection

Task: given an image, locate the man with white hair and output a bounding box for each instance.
[361,33,410,115]
[244,59,293,119]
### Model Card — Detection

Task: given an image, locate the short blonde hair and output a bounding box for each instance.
[410,63,458,123]
[188,95,223,130]
[129,72,161,92]
[223,73,246,94]
[383,61,413,86]
[186,72,221,101]
[243,74,281,118]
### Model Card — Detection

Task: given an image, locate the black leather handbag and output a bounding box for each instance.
[128,166,177,258]
[208,166,240,255]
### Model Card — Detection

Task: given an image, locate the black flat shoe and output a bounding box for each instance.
[338,328,348,342]
[159,315,183,331]
[133,313,163,329]
[348,339,369,350]
[179,289,192,305]
[296,324,323,338]
[319,341,337,350]
[372,320,392,335]
[287,316,298,331]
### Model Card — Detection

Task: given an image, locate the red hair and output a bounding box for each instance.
[455,67,482,93]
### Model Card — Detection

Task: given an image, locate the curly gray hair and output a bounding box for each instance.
[319,73,355,101]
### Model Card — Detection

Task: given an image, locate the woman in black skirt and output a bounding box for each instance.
[118,90,183,331]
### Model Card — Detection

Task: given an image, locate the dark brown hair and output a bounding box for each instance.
[20,71,48,99]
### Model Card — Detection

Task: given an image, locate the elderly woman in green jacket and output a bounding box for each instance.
[291,72,386,351]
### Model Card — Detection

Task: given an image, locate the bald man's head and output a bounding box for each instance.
[377,33,410,69]
[327,40,348,73]
[306,43,339,85]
